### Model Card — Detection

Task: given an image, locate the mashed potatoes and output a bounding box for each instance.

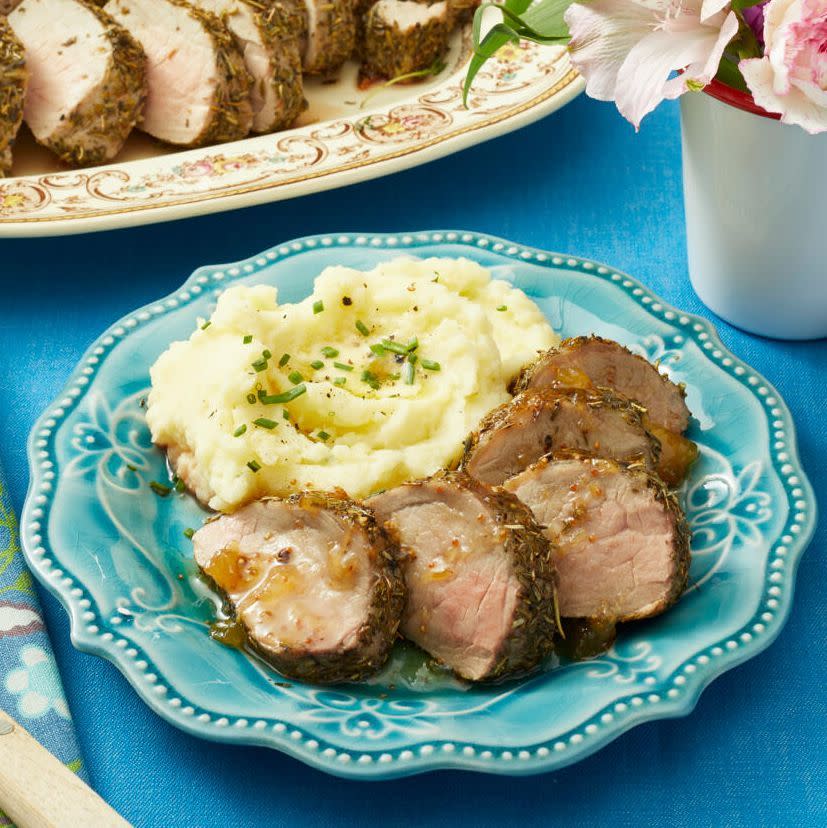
[147,257,558,511]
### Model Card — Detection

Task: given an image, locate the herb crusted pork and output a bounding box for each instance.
[369,472,559,682]
[194,491,405,683]
[9,0,146,166]
[505,453,691,622]
[0,18,26,177]
[105,0,254,147]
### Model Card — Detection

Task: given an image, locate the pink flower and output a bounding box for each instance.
[564,1,740,128]
[740,0,827,133]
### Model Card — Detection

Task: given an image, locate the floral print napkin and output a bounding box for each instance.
[0,461,86,825]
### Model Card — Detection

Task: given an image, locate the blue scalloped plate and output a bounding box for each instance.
[21,231,816,779]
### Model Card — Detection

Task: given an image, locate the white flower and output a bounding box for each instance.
[564,0,740,128]
[741,0,827,134]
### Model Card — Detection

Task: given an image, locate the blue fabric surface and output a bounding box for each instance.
[0,94,824,827]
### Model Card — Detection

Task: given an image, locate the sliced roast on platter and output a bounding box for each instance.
[462,387,660,486]
[369,472,559,682]
[0,18,26,177]
[361,0,451,81]
[105,0,254,147]
[8,0,146,166]
[193,491,405,684]
[192,0,306,133]
[504,452,691,623]
[300,0,355,76]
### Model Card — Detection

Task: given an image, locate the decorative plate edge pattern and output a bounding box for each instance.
[21,230,818,779]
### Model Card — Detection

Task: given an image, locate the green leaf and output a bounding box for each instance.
[714,56,749,92]
[520,0,573,39]
[732,0,765,9]
[463,20,521,105]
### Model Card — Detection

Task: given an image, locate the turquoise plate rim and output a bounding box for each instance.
[21,230,818,779]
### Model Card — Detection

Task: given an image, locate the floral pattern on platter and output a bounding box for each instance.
[0,40,577,228]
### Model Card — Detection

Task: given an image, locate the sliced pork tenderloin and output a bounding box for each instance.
[0,0,22,14]
[194,491,405,684]
[192,0,305,133]
[462,387,660,487]
[8,0,146,166]
[105,0,254,146]
[513,336,692,434]
[361,0,451,80]
[369,472,558,682]
[446,0,479,24]
[300,0,355,76]
[0,19,26,177]
[504,453,691,622]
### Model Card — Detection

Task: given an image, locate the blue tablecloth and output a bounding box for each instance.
[0,95,824,827]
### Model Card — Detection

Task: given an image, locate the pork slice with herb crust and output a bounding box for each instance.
[369,471,559,682]
[191,0,306,133]
[361,0,451,80]
[504,453,691,622]
[193,491,405,684]
[0,18,26,178]
[462,387,660,487]
[8,0,146,167]
[105,0,254,147]
[514,335,692,433]
[300,0,355,76]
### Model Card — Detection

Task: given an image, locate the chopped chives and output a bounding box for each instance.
[288,370,304,385]
[361,370,381,390]
[201,321,211,331]
[149,481,171,497]
[246,393,257,404]
[262,349,272,360]
[321,346,339,358]
[408,353,418,365]
[313,300,324,314]
[356,320,370,336]
[184,528,195,539]
[243,334,253,344]
[278,353,290,367]
[233,424,247,437]
[407,336,419,352]
[333,362,354,372]
[421,359,441,371]
[496,305,508,312]
[173,477,185,493]
[370,343,387,357]
[257,388,267,401]
[333,377,347,386]
[247,460,262,472]
[380,339,408,356]
[261,384,307,404]
[253,417,278,429]
[403,361,416,385]
[252,357,268,372]
[283,410,290,420]
[317,431,330,441]
[310,360,324,370]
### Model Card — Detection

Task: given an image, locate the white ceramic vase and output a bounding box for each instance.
[680,84,827,340]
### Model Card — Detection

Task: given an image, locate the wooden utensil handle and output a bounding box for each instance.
[0,709,131,828]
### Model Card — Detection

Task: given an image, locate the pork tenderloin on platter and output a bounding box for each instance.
[0,0,22,14]
[462,387,660,487]
[300,0,355,76]
[504,453,691,622]
[369,472,559,682]
[361,0,451,80]
[8,0,146,167]
[191,0,305,133]
[193,491,405,684]
[105,0,254,147]
[0,18,26,177]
